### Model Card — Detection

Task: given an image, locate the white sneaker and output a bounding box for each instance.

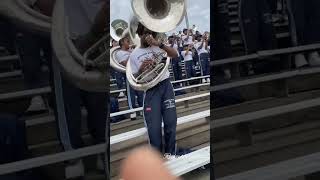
[308,51,320,67]
[202,79,207,83]
[26,96,46,112]
[65,160,84,179]
[130,112,137,120]
[295,53,308,68]
[206,78,210,83]
[118,92,125,98]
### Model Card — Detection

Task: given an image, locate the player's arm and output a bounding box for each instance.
[145,35,178,58]
[161,45,178,58]
[120,58,129,66]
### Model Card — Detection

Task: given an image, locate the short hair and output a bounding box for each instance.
[118,37,128,47]
[136,23,145,36]
[136,22,158,38]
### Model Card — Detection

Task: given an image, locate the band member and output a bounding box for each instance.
[112,39,118,47]
[195,34,210,83]
[63,0,107,178]
[116,36,143,119]
[129,23,178,156]
[168,36,182,82]
[110,39,117,80]
[287,0,320,67]
[112,38,126,97]
[182,28,194,46]
[181,44,195,79]
[16,0,56,112]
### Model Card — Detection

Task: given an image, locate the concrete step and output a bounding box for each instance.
[110,119,210,177]
[211,86,320,177]
[116,90,209,113]
[214,120,320,178]
[24,112,209,179]
[117,87,209,108]
[25,100,209,146]
[111,101,210,135]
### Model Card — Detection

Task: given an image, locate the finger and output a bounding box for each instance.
[120,147,178,180]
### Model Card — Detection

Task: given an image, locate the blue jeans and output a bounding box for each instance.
[59,76,107,149]
[171,57,183,81]
[287,0,320,45]
[239,0,276,53]
[15,31,51,89]
[128,84,143,109]
[0,18,16,54]
[143,79,177,154]
[114,71,126,90]
[184,60,195,78]
[200,53,210,76]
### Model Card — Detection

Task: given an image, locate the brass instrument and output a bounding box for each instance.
[126,0,187,91]
[0,0,51,35]
[110,20,130,73]
[51,0,107,92]
[110,19,128,42]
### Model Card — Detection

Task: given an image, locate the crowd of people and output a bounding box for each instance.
[110,25,211,123]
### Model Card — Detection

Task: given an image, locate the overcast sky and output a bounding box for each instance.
[110,0,210,34]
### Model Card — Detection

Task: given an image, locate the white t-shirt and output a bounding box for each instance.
[181,51,193,61]
[130,46,170,81]
[194,41,209,55]
[182,35,193,45]
[65,0,104,38]
[116,50,131,63]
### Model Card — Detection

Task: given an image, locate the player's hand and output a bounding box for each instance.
[140,59,156,73]
[130,45,136,49]
[202,36,206,41]
[120,147,179,180]
[145,35,160,47]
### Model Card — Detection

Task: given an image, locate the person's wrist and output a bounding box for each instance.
[159,42,165,49]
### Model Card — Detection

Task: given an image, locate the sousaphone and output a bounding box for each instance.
[110,19,129,73]
[126,0,187,91]
[0,0,51,36]
[51,0,107,92]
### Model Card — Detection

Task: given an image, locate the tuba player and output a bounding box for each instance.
[129,23,179,158]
